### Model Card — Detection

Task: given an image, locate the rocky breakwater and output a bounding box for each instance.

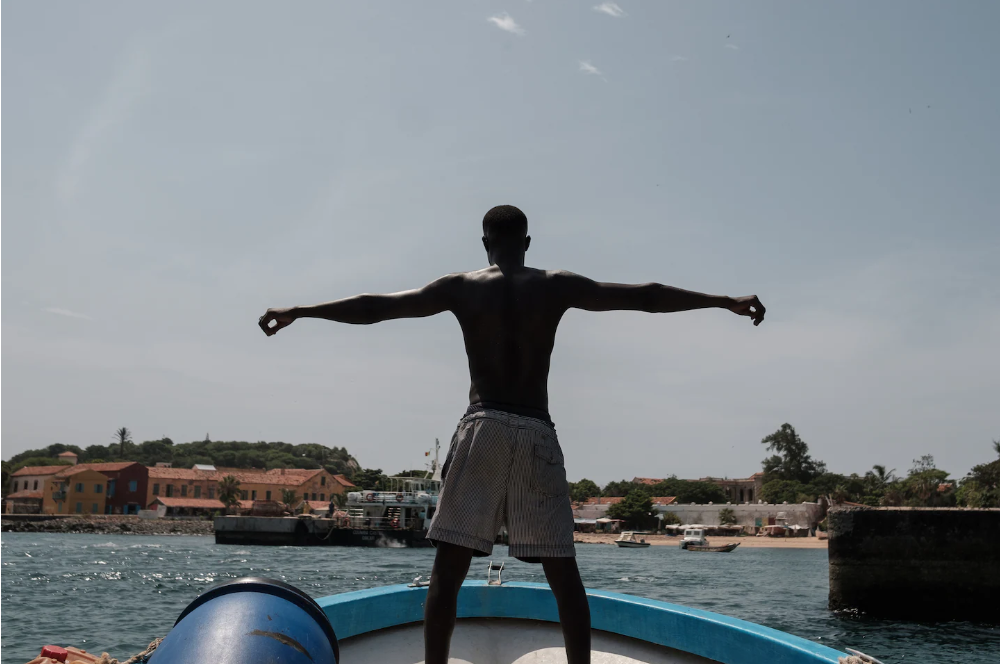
[828,505,1000,622]
[1,514,215,536]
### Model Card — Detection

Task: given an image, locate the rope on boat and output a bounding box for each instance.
[840,651,885,664]
[118,637,163,664]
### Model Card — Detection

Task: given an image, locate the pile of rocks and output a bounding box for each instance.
[1,515,214,536]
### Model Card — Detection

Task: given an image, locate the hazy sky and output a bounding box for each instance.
[3,1,998,483]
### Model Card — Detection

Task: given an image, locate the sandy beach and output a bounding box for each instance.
[573,532,828,549]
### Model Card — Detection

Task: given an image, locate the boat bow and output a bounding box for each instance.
[317,581,846,664]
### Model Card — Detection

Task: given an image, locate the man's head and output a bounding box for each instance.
[482,205,530,264]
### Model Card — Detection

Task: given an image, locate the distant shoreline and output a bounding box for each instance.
[1,515,213,536]
[574,532,828,549]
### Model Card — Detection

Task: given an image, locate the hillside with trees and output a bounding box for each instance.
[1,429,365,497]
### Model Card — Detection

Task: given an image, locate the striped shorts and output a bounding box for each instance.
[426,409,576,562]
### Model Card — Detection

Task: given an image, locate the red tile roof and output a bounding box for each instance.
[651,496,677,505]
[79,462,139,472]
[216,471,319,487]
[5,490,43,500]
[54,466,102,478]
[58,451,78,458]
[149,497,225,509]
[332,474,356,487]
[12,465,71,477]
[633,477,665,485]
[148,467,214,480]
[582,496,625,505]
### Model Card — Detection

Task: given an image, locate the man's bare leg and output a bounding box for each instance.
[542,557,591,664]
[424,542,474,664]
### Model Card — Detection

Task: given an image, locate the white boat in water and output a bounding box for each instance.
[615,531,651,548]
[317,575,855,663]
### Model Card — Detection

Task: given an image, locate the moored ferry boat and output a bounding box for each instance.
[215,443,443,547]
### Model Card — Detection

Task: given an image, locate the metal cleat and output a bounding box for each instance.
[487,561,504,586]
[408,575,431,588]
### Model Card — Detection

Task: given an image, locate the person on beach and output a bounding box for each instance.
[258,205,765,664]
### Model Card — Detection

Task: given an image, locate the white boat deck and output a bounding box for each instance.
[339,618,714,664]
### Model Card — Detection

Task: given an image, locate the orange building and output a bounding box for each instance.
[146,467,218,506]
[43,467,109,515]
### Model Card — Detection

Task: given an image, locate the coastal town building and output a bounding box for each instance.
[574,496,676,520]
[42,467,109,515]
[80,462,148,514]
[7,461,355,516]
[575,492,824,532]
[145,466,356,510]
[9,466,69,496]
[632,473,766,504]
[57,451,79,464]
[4,489,44,514]
[147,496,253,518]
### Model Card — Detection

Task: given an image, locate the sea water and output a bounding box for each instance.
[1,533,996,663]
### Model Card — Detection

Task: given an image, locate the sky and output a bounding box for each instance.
[3,1,998,484]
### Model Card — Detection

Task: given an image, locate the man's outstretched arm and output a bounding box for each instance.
[554,270,765,326]
[258,274,460,336]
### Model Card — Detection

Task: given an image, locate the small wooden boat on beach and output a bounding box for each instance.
[684,542,740,553]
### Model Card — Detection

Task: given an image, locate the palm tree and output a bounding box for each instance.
[865,465,896,493]
[718,507,737,525]
[113,427,133,458]
[993,439,1000,458]
[218,475,242,514]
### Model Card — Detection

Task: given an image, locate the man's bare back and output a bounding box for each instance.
[259,233,764,418]
[258,205,765,664]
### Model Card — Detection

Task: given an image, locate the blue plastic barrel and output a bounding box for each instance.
[149,577,339,664]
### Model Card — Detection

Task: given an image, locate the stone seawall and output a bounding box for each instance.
[1,515,214,536]
[828,506,1000,622]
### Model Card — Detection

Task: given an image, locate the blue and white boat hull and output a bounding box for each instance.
[318,581,848,664]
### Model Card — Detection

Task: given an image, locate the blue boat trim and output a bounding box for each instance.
[317,581,846,664]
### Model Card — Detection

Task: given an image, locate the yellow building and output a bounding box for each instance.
[145,467,355,508]
[43,467,108,515]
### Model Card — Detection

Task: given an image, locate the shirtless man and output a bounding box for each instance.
[258,205,765,664]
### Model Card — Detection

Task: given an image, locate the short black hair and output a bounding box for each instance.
[482,205,528,240]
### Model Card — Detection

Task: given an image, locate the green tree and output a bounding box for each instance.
[218,476,242,514]
[606,490,657,529]
[958,441,1000,507]
[281,488,299,507]
[760,423,826,484]
[718,508,737,525]
[569,478,600,503]
[761,479,807,504]
[659,511,681,526]
[113,427,133,458]
[330,492,348,509]
[352,468,386,491]
[10,457,73,473]
[601,480,639,497]
[901,455,952,506]
[651,478,727,504]
[864,465,896,494]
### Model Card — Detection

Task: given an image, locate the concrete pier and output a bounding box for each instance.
[214,515,432,547]
[828,506,1000,622]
